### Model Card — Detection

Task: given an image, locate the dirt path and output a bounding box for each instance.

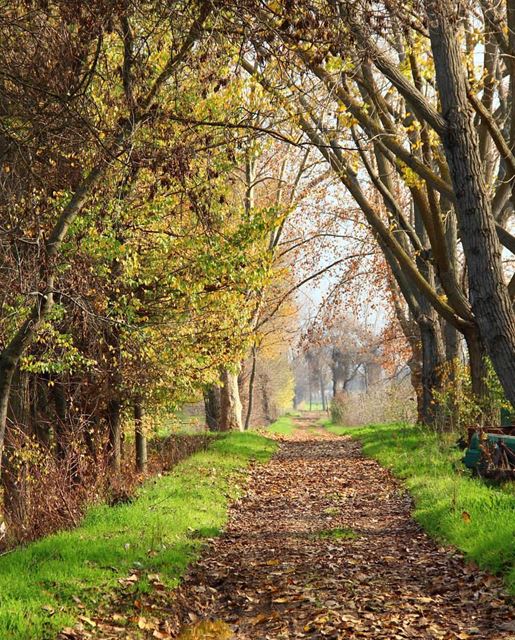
[81,417,514,639]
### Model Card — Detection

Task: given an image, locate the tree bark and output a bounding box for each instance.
[412,198,446,426]
[107,396,122,472]
[408,352,424,425]
[203,385,221,431]
[244,346,258,430]
[319,374,326,411]
[260,372,272,424]
[219,368,243,431]
[331,367,337,398]
[134,397,147,473]
[463,326,490,424]
[418,315,445,426]
[425,0,515,407]
[105,319,122,472]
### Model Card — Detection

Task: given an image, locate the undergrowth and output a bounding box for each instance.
[325,421,515,594]
[0,432,276,639]
[3,431,212,547]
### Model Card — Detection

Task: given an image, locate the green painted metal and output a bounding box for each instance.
[463,448,481,469]
[500,407,514,427]
[462,432,515,471]
[486,434,515,448]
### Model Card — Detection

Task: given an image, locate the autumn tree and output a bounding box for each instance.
[0,0,213,469]
[219,0,515,422]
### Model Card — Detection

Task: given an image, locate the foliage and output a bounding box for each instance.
[3,425,213,546]
[0,432,276,639]
[330,394,347,425]
[326,422,515,594]
[433,359,511,431]
[0,0,285,529]
[1,4,515,625]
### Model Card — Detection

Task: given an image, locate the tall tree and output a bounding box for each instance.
[424,0,515,404]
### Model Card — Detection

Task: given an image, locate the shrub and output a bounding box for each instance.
[2,425,213,548]
[433,358,511,431]
[330,378,416,426]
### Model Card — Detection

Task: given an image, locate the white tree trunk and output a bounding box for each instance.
[220,368,243,432]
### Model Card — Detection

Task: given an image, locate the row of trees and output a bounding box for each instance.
[293,321,385,410]
[0,1,306,535]
[0,0,340,535]
[227,0,515,426]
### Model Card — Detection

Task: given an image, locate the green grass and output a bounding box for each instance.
[315,527,358,540]
[0,432,276,639]
[267,414,296,435]
[153,409,206,438]
[326,421,515,594]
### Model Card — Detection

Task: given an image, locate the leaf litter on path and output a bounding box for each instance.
[65,416,514,639]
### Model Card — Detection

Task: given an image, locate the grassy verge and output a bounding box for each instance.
[326,421,515,594]
[266,414,296,435]
[0,432,276,639]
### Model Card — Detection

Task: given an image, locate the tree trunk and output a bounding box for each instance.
[443,194,461,369]
[107,397,121,472]
[418,314,446,426]
[425,0,515,407]
[219,368,243,431]
[203,385,221,431]
[0,364,19,440]
[409,357,424,425]
[260,373,272,424]
[319,375,326,411]
[463,326,492,425]
[244,346,258,430]
[412,196,446,426]
[50,378,67,459]
[134,397,147,473]
[106,321,122,471]
[403,328,424,425]
[2,368,32,530]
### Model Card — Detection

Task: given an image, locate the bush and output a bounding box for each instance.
[330,379,416,426]
[2,425,213,548]
[433,358,510,431]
